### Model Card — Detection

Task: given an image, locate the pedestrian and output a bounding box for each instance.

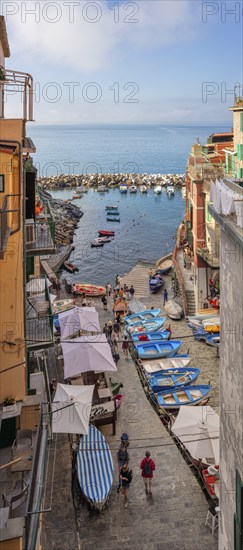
[112,330,119,352]
[50,378,57,401]
[120,463,133,509]
[122,335,130,359]
[166,325,172,340]
[101,294,108,311]
[82,293,87,307]
[140,450,156,495]
[129,285,135,299]
[103,323,108,337]
[117,433,130,492]
[72,283,77,299]
[163,288,168,306]
[87,297,93,307]
[116,274,121,289]
[106,282,112,296]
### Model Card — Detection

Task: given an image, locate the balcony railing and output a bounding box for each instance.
[197,246,220,268]
[25,217,55,255]
[0,194,21,256]
[0,67,34,121]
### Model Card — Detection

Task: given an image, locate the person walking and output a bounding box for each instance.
[112,330,119,353]
[120,463,133,509]
[117,433,130,493]
[129,285,135,299]
[101,294,108,311]
[107,282,112,296]
[122,335,130,359]
[140,450,155,495]
[163,288,168,306]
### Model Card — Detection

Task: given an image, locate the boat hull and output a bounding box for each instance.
[107,217,120,222]
[124,309,161,325]
[132,330,170,342]
[147,367,200,392]
[134,339,183,359]
[149,274,164,293]
[76,425,113,511]
[75,284,106,297]
[98,230,115,236]
[156,385,212,409]
[128,318,166,334]
[142,355,191,373]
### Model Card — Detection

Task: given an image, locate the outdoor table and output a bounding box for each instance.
[98,388,112,400]
[10,451,33,486]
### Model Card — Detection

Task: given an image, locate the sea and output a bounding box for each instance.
[31,123,229,285]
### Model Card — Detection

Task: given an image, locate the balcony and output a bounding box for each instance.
[25,215,55,256]
[26,277,54,350]
[197,246,220,268]
[0,194,21,258]
[0,67,33,122]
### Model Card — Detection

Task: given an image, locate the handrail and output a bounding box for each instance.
[0,67,34,121]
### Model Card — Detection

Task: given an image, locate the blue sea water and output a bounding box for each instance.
[32,123,229,284]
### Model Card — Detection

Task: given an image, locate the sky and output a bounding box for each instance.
[2,0,243,124]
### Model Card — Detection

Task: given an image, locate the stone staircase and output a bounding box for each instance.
[121,262,154,299]
[185,289,196,316]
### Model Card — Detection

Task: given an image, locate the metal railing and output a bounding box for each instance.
[0,67,34,121]
[25,218,55,254]
[197,247,220,268]
[0,194,21,253]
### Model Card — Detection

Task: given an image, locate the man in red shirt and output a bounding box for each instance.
[140,450,156,495]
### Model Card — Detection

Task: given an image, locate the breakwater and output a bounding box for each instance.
[39,189,83,248]
[37,172,185,191]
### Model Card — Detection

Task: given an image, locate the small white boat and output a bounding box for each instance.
[167,186,175,196]
[181,187,186,198]
[164,300,183,320]
[140,185,148,193]
[142,356,191,373]
[97,185,108,192]
[119,184,127,193]
[154,185,162,194]
[129,185,137,193]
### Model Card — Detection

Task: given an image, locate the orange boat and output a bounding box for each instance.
[75,284,106,297]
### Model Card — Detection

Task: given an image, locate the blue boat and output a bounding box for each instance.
[106,211,120,216]
[205,333,220,347]
[147,367,201,392]
[124,309,161,325]
[155,384,212,409]
[107,217,120,222]
[76,425,114,511]
[149,273,164,293]
[132,330,171,342]
[128,318,166,334]
[134,339,182,359]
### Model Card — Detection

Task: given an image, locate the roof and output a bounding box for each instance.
[0,17,10,58]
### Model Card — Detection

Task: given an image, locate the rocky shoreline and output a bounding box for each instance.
[37,172,185,191]
[39,189,83,248]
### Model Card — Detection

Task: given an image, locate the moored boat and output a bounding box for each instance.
[72,194,81,199]
[106,211,120,216]
[95,237,112,244]
[63,261,79,273]
[129,185,137,193]
[142,355,191,374]
[166,186,175,196]
[119,184,127,193]
[134,339,183,359]
[149,273,164,293]
[75,284,106,296]
[155,384,212,409]
[147,367,201,392]
[124,309,161,325]
[91,241,104,248]
[76,425,113,511]
[105,205,118,210]
[154,185,162,194]
[98,230,115,237]
[127,318,166,333]
[107,216,120,222]
[140,185,148,193]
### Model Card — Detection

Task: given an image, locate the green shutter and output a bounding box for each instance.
[237,168,243,179]
[206,200,213,223]
[237,144,243,161]
[225,153,229,174]
[240,112,243,132]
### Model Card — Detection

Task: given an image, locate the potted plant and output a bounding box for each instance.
[0,66,5,81]
[3,396,16,412]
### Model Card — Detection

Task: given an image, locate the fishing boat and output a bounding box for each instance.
[155,385,212,409]
[63,261,79,273]
[97,185,109,192]
[119,184,127,193]
[146,367,200,392]
[72,194,81,199]
[154,185,162,194]
[105,205,118,210]
[98,230,115,237]
[127,318,166,334]
[76,424,113,511]
[166,186,175,196]
[91,241,104,248]
[205,333,220,347]
[95,237,112,244]
[140,185,148,193]
[129,185,137,193]
[149,273,164,293]
[107,216,120,222]
[75,284,106,296]
[106,211,120,216]
[124,309,161,325]
[134,339,183,359]
[132,330,171,342]
[157,259,173,275]
[164,300,183,320]
[76,186,88,193]
[52,298,75,315]
[142,355,191,374]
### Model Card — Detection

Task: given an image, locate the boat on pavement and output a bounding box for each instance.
[164,300,183,320]
[147,367,201,392]
[141,355,191,373]
[132,329,171,342]
[149,273,164,293]
[127,318,166,334]
[52,298,75,315]
[98,230,115,237]
[76,424,113,511]
[155,384,212,409]
[205,333,220,347]
[75,284,106,296]
[124,309,161,325]
[134,339,183,359]
[157,259,173,275]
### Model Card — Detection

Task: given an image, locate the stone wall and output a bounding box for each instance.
[219,227,243,549]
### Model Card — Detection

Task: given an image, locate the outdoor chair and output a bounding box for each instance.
[2,480,29,518]
[12,429,33,458]
[205,504,220,535]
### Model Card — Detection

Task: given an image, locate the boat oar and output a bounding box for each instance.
[165,373,189,386]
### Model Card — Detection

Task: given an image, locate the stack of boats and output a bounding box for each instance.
[187,310,220,348]
[90,208,118,247]
[106,204,120,223]
[124,308,212,409]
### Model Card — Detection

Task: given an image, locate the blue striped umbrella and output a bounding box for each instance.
[77,425,114,510]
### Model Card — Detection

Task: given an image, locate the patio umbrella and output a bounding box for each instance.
[59,306,101,339]
[26,278,51,294]
[52,383,94,434]
[61,334,117,379]
[172,405,219,465]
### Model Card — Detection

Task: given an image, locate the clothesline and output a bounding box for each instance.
[210,179,243,229]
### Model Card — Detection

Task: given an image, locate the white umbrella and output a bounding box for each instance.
[172,405,219,464]
[62,334,117,379]
[26,278,51,294]
[52,383,94,434]
[59,307,101,339]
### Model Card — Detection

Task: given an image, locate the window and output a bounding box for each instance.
[0,174,4,192]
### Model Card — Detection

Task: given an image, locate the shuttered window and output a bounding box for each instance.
[237,144,243,161]
[240,112,243,132]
